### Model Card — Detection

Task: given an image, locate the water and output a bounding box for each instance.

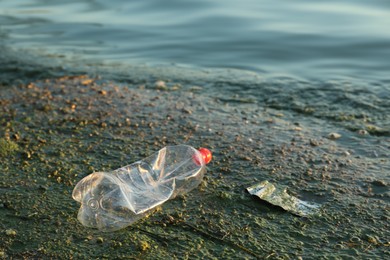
[1,0,390,258]
[1,0,390,80]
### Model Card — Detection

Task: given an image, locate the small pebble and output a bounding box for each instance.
[155,80,167,90]
[328,132,341,140]
[6,229,17,237]
[358,129,369,135]
[81,79,93,85]
[171,84,181,90]
[367,236,378,244]
[372,180,386,187]
[139,241,150,251]
[350,236,361,243]
[182,108,192,114]
[190,86,203,92]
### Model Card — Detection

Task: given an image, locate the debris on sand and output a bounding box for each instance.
[247,180,321,217]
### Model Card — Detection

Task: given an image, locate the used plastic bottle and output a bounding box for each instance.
[72,145,212,231]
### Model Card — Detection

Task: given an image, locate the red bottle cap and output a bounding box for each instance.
[198,147,212,164]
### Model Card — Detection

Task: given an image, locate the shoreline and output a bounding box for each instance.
[1,71,389,258]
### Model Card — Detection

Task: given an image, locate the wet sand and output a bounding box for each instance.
[0,74,389,259]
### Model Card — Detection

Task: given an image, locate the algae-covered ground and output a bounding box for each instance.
[1,73,389,259]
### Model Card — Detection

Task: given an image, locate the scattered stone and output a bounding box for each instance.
[219,191,232,199]
[171,84,182,91]
[12,133,20,141]
[40,104,52,112]
[328,132,341,140]
[372,180,386,187]
[112,241,123,248]
[155,80,167,90]
[310,139,319,146]
[350,236,361,243]
[6,229,17,237]
[138,241,151,251]
[242,156,252,161]
[81,78,94,85]
[189,86,203,92]
[365,125,389,135]
[366,235,379,244]
[182,108,192,114]
[24,151,32,159]
[96,237,104,244]
[38,185,48,191]
[358,129,369,135]
[125,118,131,126]
[98,90,107,95]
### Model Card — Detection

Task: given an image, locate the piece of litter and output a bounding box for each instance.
[246,180,320,217]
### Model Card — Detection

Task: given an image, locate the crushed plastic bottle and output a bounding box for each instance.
[72,145,212,231]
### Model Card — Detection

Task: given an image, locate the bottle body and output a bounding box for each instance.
[72,145,208,231]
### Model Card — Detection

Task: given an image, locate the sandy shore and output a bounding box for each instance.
[0,74,389,259]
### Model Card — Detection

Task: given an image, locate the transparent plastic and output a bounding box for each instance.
[72,145,211,231]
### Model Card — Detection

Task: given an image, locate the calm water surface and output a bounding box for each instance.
[1,0,390,80]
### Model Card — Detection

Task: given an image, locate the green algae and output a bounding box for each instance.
[0,139,19,157]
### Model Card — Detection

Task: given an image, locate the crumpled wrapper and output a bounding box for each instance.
[247,180,321,216]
